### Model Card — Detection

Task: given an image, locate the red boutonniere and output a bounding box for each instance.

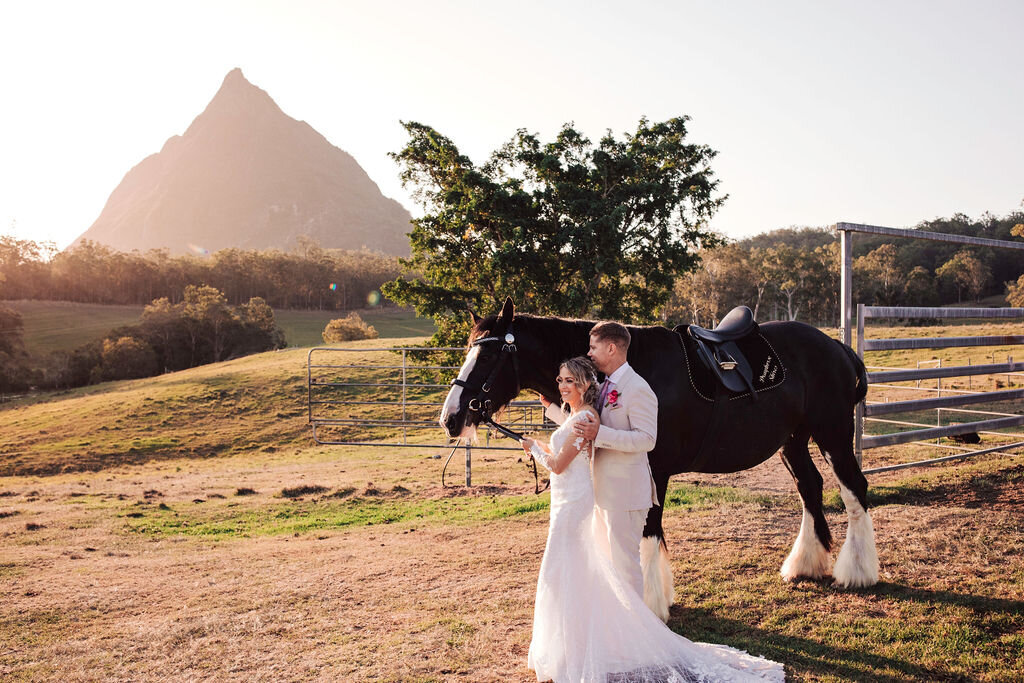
[606,389,620,408]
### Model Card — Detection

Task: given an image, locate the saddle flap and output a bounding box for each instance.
[692,339,755,394]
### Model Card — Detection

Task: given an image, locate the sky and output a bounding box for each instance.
[1,0,1022,250]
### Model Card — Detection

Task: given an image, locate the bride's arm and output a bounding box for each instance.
[524,412,592,475]
[549,432,590,475]
[521,436,555,471]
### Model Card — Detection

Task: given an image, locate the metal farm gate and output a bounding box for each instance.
[307,345,551,486]
[837,222,1024,473]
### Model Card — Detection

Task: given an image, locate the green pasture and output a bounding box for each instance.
[111,482,761,541]
[3,300,435,353]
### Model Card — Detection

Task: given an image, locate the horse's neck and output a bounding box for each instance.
[520,316,592,393]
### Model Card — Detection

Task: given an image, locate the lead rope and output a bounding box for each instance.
[441,422,548,494]
[441,438,461,488]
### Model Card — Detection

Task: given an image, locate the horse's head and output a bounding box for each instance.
[440,296,523,439]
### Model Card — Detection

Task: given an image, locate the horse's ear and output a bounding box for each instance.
[499,296,515,321]
[468,308,482,326]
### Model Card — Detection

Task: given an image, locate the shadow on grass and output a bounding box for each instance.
[670,605,946,682]
[824,464,1024,512]
[670,581,1024,682]
[874,581,1024,627]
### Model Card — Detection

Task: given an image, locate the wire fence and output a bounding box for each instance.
[307,345,554,486]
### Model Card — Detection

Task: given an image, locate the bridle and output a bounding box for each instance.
[450,323,521,424]
[445,321,548,494]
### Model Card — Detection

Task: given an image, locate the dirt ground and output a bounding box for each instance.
[2,443,1023,681]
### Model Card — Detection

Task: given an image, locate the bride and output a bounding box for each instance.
[521,356,784,682]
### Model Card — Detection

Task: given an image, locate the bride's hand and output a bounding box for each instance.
[521,436,535,455]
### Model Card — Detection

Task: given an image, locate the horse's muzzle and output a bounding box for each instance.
[442,411,463,439]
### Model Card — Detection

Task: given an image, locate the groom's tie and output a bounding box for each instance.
[598,378,612,415]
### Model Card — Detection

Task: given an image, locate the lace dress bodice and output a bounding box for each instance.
[542,409,596,510]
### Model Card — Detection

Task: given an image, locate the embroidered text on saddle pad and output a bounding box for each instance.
[677,331,787,402]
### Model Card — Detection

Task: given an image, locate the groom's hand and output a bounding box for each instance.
[575,414,600,441]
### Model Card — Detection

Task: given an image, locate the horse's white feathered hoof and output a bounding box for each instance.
[781,509,832,581]
[833,485,879,588]
[641,536,673,622]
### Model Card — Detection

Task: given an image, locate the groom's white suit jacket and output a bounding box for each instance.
[546,363,659,511]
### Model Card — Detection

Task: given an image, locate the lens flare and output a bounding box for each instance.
[366,290,381,306]
[187,243,209,256]
[329,283,337,291]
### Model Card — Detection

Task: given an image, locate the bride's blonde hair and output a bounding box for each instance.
[559,356,600,413]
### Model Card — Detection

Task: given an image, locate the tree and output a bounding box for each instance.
[760,245,811,321]
[382,117,725,345]
[1006,274,1024,307]
[97,337,159,381]
[664,242,753,326]
[181,285,237,363]
[903,266,937,307]
[854,244,903,306]
[0,304,33,394]
[936,250,991,302]
[237,297,287,352]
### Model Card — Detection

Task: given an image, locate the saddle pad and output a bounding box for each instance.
[677,330,786,402]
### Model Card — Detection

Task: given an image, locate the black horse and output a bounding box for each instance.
[440,298,878,621]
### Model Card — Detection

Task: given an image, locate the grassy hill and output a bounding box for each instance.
[0,346,314,476]
[0,336,463,478]
[4,300,435,354]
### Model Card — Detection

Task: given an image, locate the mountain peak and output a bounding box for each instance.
[72,71,412,256]
[201,68,276,117]
[223,67,246,84]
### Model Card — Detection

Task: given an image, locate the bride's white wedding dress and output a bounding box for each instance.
[528,408,784,682]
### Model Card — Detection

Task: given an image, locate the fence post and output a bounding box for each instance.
[855,303,865,465]
[840,228,853,347]
[402,349,408,445]
[465,443,472,487]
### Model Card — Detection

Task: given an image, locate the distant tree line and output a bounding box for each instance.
[0,236,403,311]
[0,285,285,395]
[663,211,1024,328]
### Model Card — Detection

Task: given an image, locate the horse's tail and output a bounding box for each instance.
[835,339,868,405]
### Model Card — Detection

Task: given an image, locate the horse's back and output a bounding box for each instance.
[760,320,863,427]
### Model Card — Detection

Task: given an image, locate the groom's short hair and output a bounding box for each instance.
[590,321,630,351]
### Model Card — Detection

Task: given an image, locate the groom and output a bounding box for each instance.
[544,321,659,597]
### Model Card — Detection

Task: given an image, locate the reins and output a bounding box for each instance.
[484,417,547,495]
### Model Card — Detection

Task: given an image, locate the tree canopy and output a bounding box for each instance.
[381,117,725,344]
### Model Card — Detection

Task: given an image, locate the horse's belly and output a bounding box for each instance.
[675,395,799,474]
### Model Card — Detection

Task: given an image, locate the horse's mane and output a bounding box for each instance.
[471,312,676,373]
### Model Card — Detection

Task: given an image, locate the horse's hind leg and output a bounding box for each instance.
[779,430,833,581]
[816,434,879,588]
[641,473,673,622]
